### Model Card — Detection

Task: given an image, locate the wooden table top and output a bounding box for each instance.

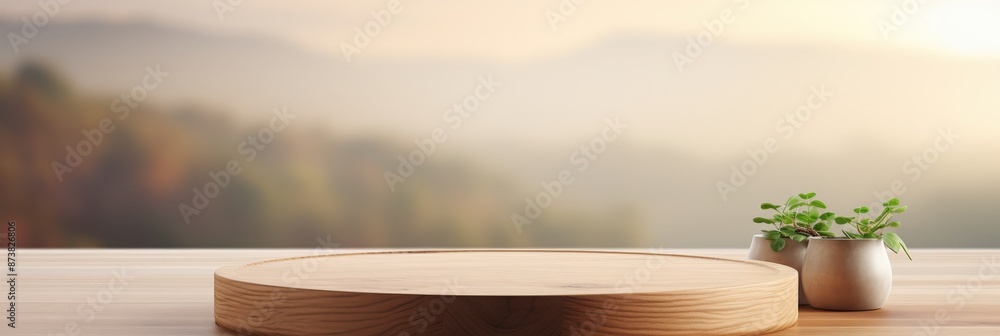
[214,250,798,335]
[17,248,1000,335]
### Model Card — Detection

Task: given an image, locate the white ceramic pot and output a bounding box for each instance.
[802,237,892,311]
[748,234,808,305]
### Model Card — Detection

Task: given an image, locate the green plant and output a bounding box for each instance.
[834,198,912,260]
[753,192,837,252]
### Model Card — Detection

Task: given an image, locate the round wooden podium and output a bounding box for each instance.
[215,250,797,335]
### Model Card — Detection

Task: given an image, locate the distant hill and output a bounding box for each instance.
[0,63,646,247]
[3,19,999,247]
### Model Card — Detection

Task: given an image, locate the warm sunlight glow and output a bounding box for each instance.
[927,1,1000,55]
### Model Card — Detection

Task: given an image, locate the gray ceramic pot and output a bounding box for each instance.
[802,237,892,311]
[748,234,808,305]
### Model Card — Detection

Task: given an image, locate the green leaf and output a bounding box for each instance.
[809,200,827,209]
[766,230,781,240]
[820,212,836,220]
[770,238,786,252]
[893,205,908,213]
[888,221,900,228]
[888,198,900,206]
[795,212,811,223]
[814,222,830,231]
[862,232,879,239]
[753,217,774,224]
[899,237,912,261]
[883,232,902,253]
[885,232,913,260]
[818,231,836,237]
[790,233,808,243]
[779,226,798,236]
[760,203,779,210]
[843,230,861,239]
[859,207,870,214]
[835,216,852,224]
[786,195,802,205]
[808,208,819,217]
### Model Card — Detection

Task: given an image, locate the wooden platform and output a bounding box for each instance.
[15,249,1000,335]
[214,250,797,335]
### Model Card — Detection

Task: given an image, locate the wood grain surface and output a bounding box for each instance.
[214,250,798,335]
[14,249,1000,335]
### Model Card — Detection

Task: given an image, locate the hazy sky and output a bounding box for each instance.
[4,0,1000,61]
[3,0,998,154]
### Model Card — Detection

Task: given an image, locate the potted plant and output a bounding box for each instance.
[749,192,836,305]
[802,197,912,311]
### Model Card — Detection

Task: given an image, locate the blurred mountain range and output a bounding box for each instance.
[0,63,645,247]
[2,19,998,247]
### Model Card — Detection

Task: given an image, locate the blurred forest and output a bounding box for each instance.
[0,64,645,247]
[3,11,999,248]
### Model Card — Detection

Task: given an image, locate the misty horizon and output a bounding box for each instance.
[2,4,999,248]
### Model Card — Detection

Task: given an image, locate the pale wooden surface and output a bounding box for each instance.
[214,250,798,335]
[17,249,1000,335]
